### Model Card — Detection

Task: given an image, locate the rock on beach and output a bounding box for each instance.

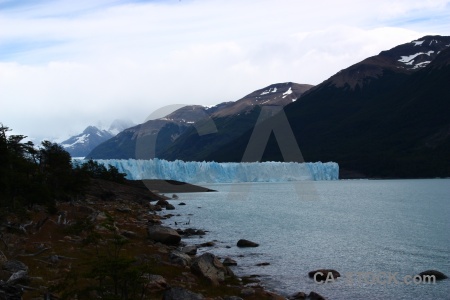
[147,225,181,245]
[236,239,259,247]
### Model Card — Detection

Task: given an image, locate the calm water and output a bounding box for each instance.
[161,179,450,299]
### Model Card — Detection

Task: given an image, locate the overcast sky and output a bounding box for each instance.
[1,0,449,142]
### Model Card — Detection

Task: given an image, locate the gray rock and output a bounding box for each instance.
[170,251,192,267]
[7,270,29,285]
[1,260,28,273]
[197,241,215,247]
[225,266,235,278]
[223,257,237,266]
[166,204,176,210]
[181,245,198,256]
[162,286,204,300]
[142,274,167,292]
[156,199,170,207]
[417,270,448,280]
[191,253,227,286]
[223,297,244,300]
[147,225,181,245]
[237,239,259,247]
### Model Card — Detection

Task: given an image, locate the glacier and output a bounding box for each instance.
[90,159,339,183]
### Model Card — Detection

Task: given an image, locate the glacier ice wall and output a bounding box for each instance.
[91,159,339,183]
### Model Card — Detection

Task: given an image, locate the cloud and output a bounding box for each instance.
[0,0,449,141]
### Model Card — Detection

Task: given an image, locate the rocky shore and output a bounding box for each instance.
[0,178,297,299]
[1,178,446,299]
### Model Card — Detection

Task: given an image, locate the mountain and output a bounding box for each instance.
[158,82,313,161]
[208,35,450,178]
[87,82,313,160]
[86,105,210,159]
[60,126,113,157]
[61,119,135,157]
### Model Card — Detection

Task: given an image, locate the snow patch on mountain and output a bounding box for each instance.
[398,51,434,63]
[413,61,432,69]
[412,40,424,46]
[260,87,277,95]
[61,134,90,148]
[282,87,293,98]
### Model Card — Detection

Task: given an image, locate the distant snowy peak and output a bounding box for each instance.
[61,126,113,157]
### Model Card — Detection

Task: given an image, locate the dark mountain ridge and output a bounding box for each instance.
[210,37,450,178]
[88,82,313,160]
[87,105,208,159]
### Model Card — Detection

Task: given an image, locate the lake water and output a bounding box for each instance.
[161,179,450,299]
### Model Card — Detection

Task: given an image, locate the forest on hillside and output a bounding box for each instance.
[0,124,126,220]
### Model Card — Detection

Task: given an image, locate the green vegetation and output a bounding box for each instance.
[57,214,155,300]
[0,124,126,219]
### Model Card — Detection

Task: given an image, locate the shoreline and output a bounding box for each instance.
[153,182,328,300]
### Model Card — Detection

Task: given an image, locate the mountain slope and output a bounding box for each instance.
[60,119,135,157]
[88,82,312,160]
[210,36,450,178]
[61,126,113,157]
[159,82,313,161]
[86,105,209,159]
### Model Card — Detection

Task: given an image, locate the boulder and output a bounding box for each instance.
[417,270,448,280]
[7,270,30,285]
[170,251,192,267]
[162,287,204,300]
[166,204,176,210]
[225,265,235,277]
[142,274,167,292]
[223,257,237,266]
[309,291,326,300]
[191,253,227,286]
[147,225,181,245]
[237,239,259,247]
[156,199,170,207]
[181,245,198,256]
[308,269,340,281]
[1,260,28,273]
[182,228,206,236]
[197,241,215,247]
[179,202,186,205]
[288,291,306,300]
